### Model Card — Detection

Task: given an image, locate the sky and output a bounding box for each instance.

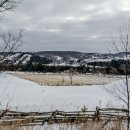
[0,0,130,53]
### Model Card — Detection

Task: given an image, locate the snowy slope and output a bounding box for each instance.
[0,73,123,112]
[0,51,130,66]
[0,53,32,65]
[15,54,31,65]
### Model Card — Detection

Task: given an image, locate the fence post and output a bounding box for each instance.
[93,106,100,121]
[81,105,88,123]
[53,110,58,123]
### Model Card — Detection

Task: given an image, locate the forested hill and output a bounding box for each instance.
[0,51,129,66]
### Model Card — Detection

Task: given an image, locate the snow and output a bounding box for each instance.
[7,53,21,60]
[22,55,31,64]
[84,58,112,63]
[54,56,62,61]
[15,54,31,65]
[0,53,21,62]
[0,73,123,112]
[0,53,31,65]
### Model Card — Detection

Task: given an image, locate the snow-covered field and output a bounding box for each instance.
[0,73,123,112]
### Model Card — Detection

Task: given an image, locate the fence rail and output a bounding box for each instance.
[0,107,128,126]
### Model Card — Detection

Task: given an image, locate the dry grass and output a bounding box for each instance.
[0,120,127,130]
[10,72,120,86]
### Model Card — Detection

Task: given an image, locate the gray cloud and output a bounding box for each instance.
[0,0,130,53]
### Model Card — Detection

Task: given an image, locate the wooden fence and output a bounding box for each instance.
[0,107,128,126]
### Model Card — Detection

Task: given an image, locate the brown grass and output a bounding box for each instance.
[10,72,120,86]
[0,120,126,130]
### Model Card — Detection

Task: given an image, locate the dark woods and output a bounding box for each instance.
[1,59,130,75]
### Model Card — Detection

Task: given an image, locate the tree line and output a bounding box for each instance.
[0,59,130,75]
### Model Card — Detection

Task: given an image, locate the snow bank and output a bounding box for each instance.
[0,73,123,112]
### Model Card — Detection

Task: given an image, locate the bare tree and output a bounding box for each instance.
[0,0,19,13]
[0,0,23,61]
[0,0,22,112]
[0,30,23,61]
[106,20,130,130]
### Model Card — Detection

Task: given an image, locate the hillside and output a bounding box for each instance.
[0,51,128,66]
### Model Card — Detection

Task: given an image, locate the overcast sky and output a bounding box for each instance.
[0,0,130,53]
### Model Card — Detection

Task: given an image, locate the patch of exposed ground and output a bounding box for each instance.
[9,72,120,86]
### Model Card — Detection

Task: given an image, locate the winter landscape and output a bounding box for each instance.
[0,0,130,130]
